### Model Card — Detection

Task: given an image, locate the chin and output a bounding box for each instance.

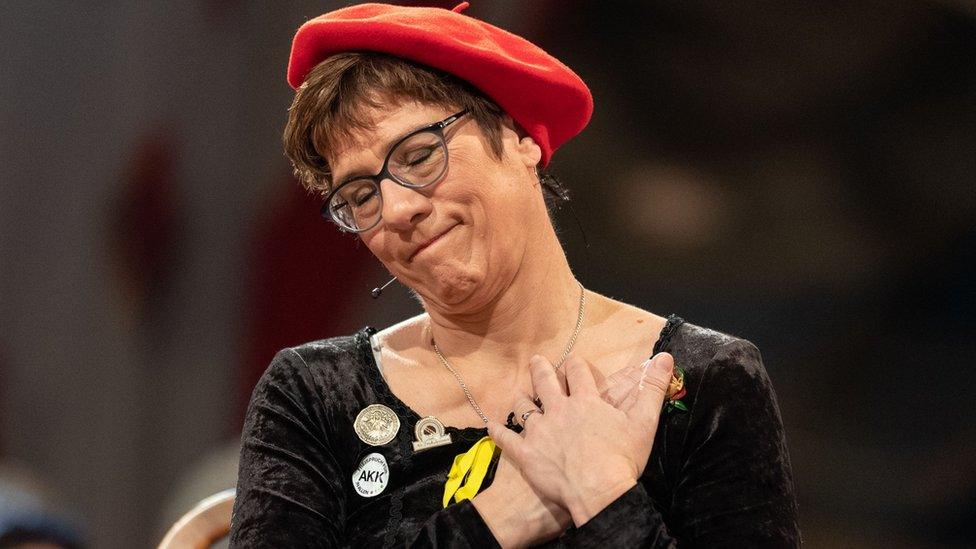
[421,264,484,307]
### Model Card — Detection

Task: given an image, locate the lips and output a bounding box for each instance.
[409,224,457,261]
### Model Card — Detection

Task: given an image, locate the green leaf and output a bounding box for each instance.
[673,400,688,412]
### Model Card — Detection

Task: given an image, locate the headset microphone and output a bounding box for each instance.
[371,277,398,299]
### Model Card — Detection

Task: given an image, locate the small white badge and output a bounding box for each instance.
[352,452,390,498]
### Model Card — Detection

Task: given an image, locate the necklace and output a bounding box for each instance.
[430,282,586,424]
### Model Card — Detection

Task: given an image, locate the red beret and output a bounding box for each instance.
[287,2,593,167]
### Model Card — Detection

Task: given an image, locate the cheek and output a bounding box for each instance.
[449,159,528,214]
[459,187,535,278]
[469,175,536,235]
[359,231,395,266]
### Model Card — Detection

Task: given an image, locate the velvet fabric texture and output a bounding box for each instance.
[230,316,800,547]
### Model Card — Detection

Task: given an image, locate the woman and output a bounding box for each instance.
[231,3,800,547]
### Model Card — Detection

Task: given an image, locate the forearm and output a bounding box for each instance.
[472,486,565,548]
[404,499,501,548]
[560,483,677,548]
[564,476,638,526]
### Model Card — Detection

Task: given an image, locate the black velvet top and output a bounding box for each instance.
[230,316,801,547]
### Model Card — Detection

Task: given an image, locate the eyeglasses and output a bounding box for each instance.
[322,110,469,232]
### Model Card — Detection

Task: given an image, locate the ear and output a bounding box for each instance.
[515,134,542,169]
[500,114,543,169]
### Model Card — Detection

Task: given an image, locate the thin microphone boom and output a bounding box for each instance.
[371,277,398,299]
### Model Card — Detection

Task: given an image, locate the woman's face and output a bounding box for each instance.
[327,101,544,312]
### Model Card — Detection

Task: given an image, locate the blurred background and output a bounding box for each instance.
[1,1,973,547]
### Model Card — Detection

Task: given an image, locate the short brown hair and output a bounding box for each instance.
[283,52,506,195]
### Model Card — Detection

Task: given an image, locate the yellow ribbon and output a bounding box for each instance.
[442,436,497,508]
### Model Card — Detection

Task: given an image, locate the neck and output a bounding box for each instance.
[423,231,584,374]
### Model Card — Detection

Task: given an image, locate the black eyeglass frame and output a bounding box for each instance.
[321,109,470,233]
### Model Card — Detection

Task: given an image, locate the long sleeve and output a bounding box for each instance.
[563,338,800,548]
[402,500,500,548]
[230,348,347,548]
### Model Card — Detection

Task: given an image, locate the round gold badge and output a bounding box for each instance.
[354,404,400,446]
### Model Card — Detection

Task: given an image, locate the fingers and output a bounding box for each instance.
[512,395,544,430]
[601,362,644,408]
[563,356,599,398]
[614,391,639,413]
[529,355,566,405]
[629,353,675,426]
[487,420,526,461]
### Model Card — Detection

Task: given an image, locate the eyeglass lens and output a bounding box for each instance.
[329,129,448,231]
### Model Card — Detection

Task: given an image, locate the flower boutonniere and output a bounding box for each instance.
[665,366,688,412]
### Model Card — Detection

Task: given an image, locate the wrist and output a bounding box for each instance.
[472,487,529,547]
[473,486,565,547]
[565,476,637,527]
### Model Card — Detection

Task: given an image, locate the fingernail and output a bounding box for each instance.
[639,358,653,390]
[654,353,672,374]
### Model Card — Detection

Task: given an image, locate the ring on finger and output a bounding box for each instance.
[520,409,543,423]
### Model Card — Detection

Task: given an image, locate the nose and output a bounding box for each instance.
[379,178,432,232]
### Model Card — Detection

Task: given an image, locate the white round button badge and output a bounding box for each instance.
[352,452,390,497]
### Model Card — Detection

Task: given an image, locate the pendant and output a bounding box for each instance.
[412,416,453,452]
[354,404,400,446]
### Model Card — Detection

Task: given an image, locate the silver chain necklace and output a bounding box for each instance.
[430,282,586,424]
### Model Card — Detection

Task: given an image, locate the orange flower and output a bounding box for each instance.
[666,370,685,399]
[665,366,688,412]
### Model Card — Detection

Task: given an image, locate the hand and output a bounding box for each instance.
[488,352,674,526]
[472,451,571,547]
[472,361,642,547]
[600,358,651,410]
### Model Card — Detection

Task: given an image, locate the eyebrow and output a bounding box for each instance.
[331,118,437,187]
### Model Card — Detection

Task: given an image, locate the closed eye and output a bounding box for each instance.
[405,147,435,166]
[353,189,377,206]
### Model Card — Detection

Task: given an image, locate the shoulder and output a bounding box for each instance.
[666,321,764,377]
[370,313,428,352]
[247,330,374,415]
[665,321,776,406]
[286,330,368,369]
[663,321,785,430]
